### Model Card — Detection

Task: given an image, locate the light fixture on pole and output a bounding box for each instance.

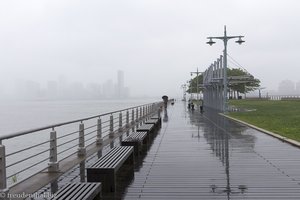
[207,26,245,112]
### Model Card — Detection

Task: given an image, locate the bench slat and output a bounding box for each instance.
[136,124,154,132]
[145,119,158,124]
[90,146,125,168]
[51,183,101,200]
[123,132,147,142]
[86,146,134,193]
[89,146,133,170]
[102,147,132,168]
[69,183,99,200]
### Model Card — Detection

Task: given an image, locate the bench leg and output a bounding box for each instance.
[108,172,116,192]
[93,192,102,200]
[87,171,115,193]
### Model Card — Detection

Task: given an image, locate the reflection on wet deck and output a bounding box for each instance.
[36,102,300,200]
[123,102,300,200]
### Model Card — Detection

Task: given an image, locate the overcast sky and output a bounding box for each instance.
[0,0,300,98]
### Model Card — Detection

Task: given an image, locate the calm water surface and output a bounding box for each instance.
[0,99,158,135]
[0,99,159,185]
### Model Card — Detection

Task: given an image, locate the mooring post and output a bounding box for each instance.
[48,130,59,172]
[78,122,86,156]
[109,115,114,138]
[96,118,103,145]
[0,144,9,199]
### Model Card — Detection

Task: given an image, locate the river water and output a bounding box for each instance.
[0,98,159,185]
[0,99,158,135]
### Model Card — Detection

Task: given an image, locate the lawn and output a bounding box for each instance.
[228,100,300,142]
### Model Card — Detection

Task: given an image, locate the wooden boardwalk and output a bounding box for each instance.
[34,102,300,200]
[123,102,300,200]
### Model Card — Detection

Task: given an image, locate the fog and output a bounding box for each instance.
[1,0,300,99]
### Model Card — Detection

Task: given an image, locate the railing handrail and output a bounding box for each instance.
[0,101,161,141]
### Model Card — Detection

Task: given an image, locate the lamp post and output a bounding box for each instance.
[207,26,245,112]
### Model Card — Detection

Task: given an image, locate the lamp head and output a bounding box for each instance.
[206,38,216,46]
[236,36,245,45]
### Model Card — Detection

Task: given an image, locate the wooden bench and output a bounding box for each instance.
[136,124,155,135]
[121,132,147,156]
[50,182,101,200]
[86,146,134,193]
[150,116,162,128]
[145,118,160,130]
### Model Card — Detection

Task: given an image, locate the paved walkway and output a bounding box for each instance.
[123,102,300,200]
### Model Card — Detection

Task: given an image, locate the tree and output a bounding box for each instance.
[227,68,260,98]
[186,74,203,94]
[187,68,260,98]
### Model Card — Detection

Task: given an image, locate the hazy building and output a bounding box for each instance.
[117,70,125,98]
[115,70,130,98]
[278,80,295,95]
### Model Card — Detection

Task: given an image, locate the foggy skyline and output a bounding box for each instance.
[2,70,131,100]
[1,0,300,98]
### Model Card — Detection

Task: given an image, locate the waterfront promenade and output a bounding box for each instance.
[29,101,300,199]
[122,102,300,199]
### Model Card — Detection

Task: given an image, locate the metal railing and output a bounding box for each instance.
[0,101,162,195]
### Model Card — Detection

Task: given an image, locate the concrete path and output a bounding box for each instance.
[123,102,300,200]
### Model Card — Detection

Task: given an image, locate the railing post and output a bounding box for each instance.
[48,130,59,172]
[126,110,130,128]
[131,109,134,125]
[0,144,9,199]
[140,107,143,125]
[109,115,114,138]
[136,108,139,128]
[118,112,123,132]
[78,122,86,156]
[136,108,139,123]
[150,104,153,115]
[147,105,149,117]
[96,118,103,145]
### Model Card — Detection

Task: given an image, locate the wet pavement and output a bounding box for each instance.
[123,102,300,200]
[35,101,300,200]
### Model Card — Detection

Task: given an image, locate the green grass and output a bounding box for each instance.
[228,100,300,142]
